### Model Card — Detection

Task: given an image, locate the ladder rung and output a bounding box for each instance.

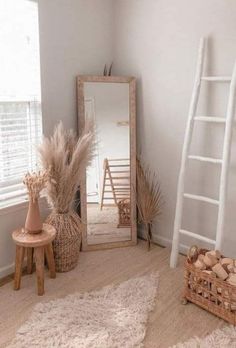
[114,188,130,191]
[105,177,130,180]
[115,189,130,191]
[179,229,216,245]
[188,155,223,164]
[194,116,226,123]
[102,204,116,207]
[115,193,130,195]
[184,193,219,205]
[110,171,130,174]
[109,164,130,167]
[104,183,129,186]
[108,158,129,161]
[116,194,129,196]
[201,76,231,82]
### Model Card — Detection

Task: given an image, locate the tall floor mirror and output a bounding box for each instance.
[77,76,137,251]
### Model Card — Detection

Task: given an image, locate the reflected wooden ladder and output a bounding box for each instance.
[100,158,130,210]
[170,37,236,267]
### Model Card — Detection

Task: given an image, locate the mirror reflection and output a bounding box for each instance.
[84,82,131,245]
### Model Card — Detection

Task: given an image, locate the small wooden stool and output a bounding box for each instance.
[12,224,56,296]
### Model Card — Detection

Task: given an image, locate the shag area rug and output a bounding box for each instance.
[8,273,159,348]
[87,206,118,225]
[171,325,236,348]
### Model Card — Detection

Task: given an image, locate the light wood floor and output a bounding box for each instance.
[0,241,226,348]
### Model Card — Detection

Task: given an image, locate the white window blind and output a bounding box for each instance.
[0,0,42,209]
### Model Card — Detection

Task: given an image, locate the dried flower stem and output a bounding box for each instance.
[23,170,49,202]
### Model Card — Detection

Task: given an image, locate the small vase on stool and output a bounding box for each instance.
[25,198,43,234]
[23,171,49,234]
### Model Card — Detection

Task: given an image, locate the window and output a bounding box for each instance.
[0,0,42,209]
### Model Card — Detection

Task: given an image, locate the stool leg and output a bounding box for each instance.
[14,246,25,290]
[34,247,44,296]
[45,243,56,279]
[27,248,33,274]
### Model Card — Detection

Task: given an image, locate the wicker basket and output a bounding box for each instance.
[183,249,236,324]
[117,198,131,228]
[46,210,81,272]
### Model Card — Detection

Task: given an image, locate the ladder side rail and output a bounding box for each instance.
[170,37,206,268]
[100,158,108,210]
[107,160,118,205]
[215,61,236,250]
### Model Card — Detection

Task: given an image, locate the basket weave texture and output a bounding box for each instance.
[183,249,236,325]
[46,210,81,272]
[118,199,131,227]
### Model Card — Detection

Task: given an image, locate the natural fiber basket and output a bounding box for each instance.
[183,249,236,325]
[46,210,81,272]
[117,198,131,228]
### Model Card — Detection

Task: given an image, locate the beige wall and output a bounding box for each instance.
[38,0,114,135]
[113,0,236,257]
[0,0,114,277]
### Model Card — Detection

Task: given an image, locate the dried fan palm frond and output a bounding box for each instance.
[38,120,94,213]
[136,158,163,250]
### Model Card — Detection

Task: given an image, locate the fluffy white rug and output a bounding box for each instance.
[8,273,158,348]
[171,326,236,348]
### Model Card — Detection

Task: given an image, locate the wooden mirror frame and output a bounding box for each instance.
[77,75,137,251]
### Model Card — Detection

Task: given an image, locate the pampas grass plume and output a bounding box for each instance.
[38,120,94,213]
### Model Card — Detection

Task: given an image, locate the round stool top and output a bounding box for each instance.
[12,224,56,247]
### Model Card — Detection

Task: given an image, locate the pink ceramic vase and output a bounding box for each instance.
[25,198,43,234]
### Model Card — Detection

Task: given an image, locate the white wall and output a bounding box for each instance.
[38,0,114,135]
[113,0,236,257]
[0,0,114,277]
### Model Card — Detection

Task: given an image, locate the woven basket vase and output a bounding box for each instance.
[46,210,82,272]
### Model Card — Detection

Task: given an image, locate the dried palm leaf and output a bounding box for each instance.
[136,158,163,250]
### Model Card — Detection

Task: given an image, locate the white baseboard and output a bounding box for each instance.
[0,262,15,278]
[0,259,27,279]
[138,229,189,256]
[0,231,189,279]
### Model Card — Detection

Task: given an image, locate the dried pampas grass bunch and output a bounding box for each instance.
[136,158,163,250]
[38,120,94,213]
[23,170,49,202]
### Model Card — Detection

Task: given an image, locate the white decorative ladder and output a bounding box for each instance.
[170,37,236,268]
